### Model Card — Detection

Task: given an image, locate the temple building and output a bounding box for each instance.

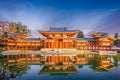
[38,27,79,48]
[3,32,41,50]
[39,27,115,50]
[3,26,115,51]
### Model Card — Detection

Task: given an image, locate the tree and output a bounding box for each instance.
[114,33,118,39]
[76,30,85,38]
[114,33,119,46]
[0,34,3,39]
[8,23,17,33]
[9,22,31,36]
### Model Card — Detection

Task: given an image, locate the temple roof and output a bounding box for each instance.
[77,38,97,41]
[38,27,79,38]
[6,33,40,41]
[90,32,108,38]
[96,32,108,35]
[39,27,78,32]
[25,38,40,41]
[7,33,17,40]
[47,27,77,32]
[49,27,67,31]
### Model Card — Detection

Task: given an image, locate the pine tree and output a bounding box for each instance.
[76,30,85,38]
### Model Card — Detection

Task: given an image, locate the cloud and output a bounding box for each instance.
[0,1,54,37]
[0,0,119,38]
[70,10,115,36]
[93,9,120,36]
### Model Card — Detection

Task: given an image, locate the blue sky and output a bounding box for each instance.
[0,0,120,37]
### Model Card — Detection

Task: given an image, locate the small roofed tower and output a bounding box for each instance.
[90,32,109,38]
[90,32,116,48]
[38,27,79,39]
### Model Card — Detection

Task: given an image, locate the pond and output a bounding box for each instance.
[0,53,120,80]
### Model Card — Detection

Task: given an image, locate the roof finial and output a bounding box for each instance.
[65,25,68,28]
[50,25,53,30]
[64,25,68,30]
[95,30,99,33]
[50,25,53,28]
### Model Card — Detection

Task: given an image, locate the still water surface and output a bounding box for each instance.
[0,54,120,80]
[9,65,120,80]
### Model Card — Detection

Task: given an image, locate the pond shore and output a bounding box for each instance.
[0,50,118,57]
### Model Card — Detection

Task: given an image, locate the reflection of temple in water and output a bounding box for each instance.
[5,53,90,65]
[6,54,42,64]
[39,66,78,76]
[4,53,118,67]
[5,59,28,78]
[1,53,117,77]
[90,55,117,72]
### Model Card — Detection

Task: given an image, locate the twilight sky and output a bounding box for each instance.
[0,0,120,37]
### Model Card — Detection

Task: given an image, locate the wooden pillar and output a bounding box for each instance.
[64,42,66,48]
[53,40,55,48]
[48,56,51,62]
[61,56,63,62]
[53,41,55,48]
[61,41,62,48]
[22,42,24,50]
[67,56,69,62]
[59,40,61,48]
[59,56,62,62]
[56,39,58,48]
[49,42,50,48]
[31,42,32,50]
[66,42,68,48]
[66,56,68,62]
[48,42,49,48]
[62,56,64,62]
[35,42,37,50]
[64,42,65,48]
[54,56,56,63]
[49,42,51,48]
[65,56,66,62]
[56,56,58,64]
[63,56,65,62]
[51,56,54,63]
[15,44,17,50]
[51,42,52,48]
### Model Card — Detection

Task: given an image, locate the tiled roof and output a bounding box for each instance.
[8,33,17,40]
[47,27,77,32]
[96,32,108,35]
[101,33,109,38]
[15,32,24,34]
[25,38,40,41]
[77,38,97,41]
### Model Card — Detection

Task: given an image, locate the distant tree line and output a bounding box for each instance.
[0,22,31,38]
[114,33,120,47]
[9,22,31,36]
